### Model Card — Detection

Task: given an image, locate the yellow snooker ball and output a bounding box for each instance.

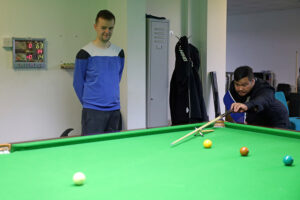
[203,139,212,148]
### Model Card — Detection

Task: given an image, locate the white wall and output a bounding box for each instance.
[0,0,227,143]
[0,0,148,143]
[147,0,227,121]
[227,8,300,89]
[206,0,227,117]
[0,0,108,143]
[108,0,147,130]
[189,0,227,119]
[125,0,147,130]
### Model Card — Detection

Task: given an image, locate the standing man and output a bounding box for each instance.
[73,10,124,135]
[224,66,289,129]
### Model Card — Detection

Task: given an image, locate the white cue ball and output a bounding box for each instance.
[73,172,86,185]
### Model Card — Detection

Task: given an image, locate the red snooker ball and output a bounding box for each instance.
[240,147,249,156]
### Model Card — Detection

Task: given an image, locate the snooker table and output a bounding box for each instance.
[1,122,300,200]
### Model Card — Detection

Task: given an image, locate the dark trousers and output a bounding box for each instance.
[81,108,121,136]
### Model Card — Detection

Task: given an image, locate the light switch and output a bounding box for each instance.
[2,37,12,48]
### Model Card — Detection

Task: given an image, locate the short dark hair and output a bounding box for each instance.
[95,10,115,24]
[234,66,254,81]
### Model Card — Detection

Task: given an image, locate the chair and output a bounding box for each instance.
[277,83,291,101]
[288,93,300,117]
[275,91,300,131]
[60,128,74,137]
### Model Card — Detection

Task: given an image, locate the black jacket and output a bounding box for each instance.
[170,36,208,125]
[229,78,289,128]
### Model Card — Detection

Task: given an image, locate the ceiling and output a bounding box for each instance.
[228,0,300,15]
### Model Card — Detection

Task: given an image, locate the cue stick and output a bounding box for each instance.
[201,129,214,133]
[171,110,232,145]
[194,129,214,136]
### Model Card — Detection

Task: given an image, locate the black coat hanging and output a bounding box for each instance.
[170,36,208,125]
